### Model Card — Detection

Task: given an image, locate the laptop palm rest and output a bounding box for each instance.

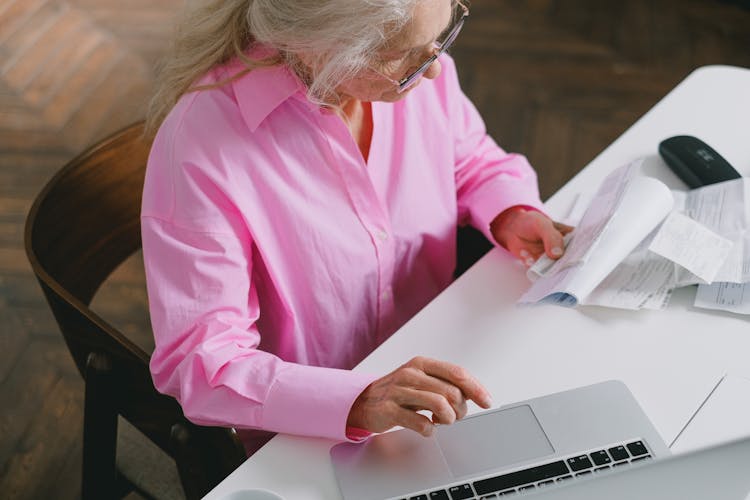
[330,404,553,499]
[438,404,553,477]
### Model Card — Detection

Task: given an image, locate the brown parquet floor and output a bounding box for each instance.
[0,0,748,498]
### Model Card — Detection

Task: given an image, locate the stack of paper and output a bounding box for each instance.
[519,160,750,311]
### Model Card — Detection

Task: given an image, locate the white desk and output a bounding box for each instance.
[204,65,750,500]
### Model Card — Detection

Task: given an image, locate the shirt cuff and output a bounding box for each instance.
[468,180,546,245]
[261,364,378,442]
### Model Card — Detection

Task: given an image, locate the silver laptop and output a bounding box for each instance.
[330,380,670,500]
[523,435,750,500]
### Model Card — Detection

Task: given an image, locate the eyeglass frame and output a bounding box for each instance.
[377,0,469,93]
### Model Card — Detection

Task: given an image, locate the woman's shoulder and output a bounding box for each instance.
[163,67,247,145]
[158,60,308,156]
[144,77,254,228]
[145,60,311,215]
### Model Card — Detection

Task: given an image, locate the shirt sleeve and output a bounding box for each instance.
[444,57,546,244]
[141,213,376,442]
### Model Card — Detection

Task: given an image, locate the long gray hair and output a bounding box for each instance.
[145,0,417,135]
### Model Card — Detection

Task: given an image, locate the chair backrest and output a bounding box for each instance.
[24,122,245,497]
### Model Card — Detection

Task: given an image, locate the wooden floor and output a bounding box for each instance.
[1,0,749,498]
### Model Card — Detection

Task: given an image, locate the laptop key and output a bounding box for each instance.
[632,454,652,462]
[556,475,572,482]
[473,460,569,495]
[608,445,630,461]
[612,461,629,467]
[538,480,554,487]
[518,485,536,491]
[594,466,610,473]
[429,491,450,500]
[410,495,428,500]
[448,484,474,500]
[627,440,649,457]
[567,455,594,471]
[575,470,592,477]
[590,450,612,465]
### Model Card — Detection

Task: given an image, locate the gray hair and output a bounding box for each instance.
[145,0,418,135]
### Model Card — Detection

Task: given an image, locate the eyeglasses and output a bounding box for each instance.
[376,1,469,93]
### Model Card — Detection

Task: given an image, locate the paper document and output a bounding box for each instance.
[671,374,750,454]
[648,211,733,283]
[584,231,674,310]
[520,160,674,307]
[694,282,750,315]
[672,178,750,285]
[520,163,749,310]
[684,178,750,315]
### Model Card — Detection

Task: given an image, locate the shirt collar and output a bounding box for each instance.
[228,57,313,132]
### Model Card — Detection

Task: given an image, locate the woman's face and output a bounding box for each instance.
[337,0,454,103]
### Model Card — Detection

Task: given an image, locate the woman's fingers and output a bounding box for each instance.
[408,357,492,409]
[508,217,574,264]
[394,366,470,419]
[541,226,566,259]
[517,243,545,264]
[347,357,492,437]
[490,207,575,264]
[553,221,575,234]
[398,387,460,425]
[393,406,437,437]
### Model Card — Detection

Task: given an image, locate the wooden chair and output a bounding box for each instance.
[25,122,247,500]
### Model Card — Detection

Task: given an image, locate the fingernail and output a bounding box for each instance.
[520,250,530,258]
[551,247,563,256]
[525,257,535,266]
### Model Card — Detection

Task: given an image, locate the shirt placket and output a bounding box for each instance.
[315,110,396,341]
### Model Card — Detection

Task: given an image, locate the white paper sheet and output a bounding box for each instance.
[648,211,734,284]
[522,167,749,310]
[675,178,750,284]
[519,161,674,307]
[584,234,675,310]
[694,282,750,315]
[547,161,638,270]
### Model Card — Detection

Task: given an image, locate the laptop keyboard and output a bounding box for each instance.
[397,439,653,500]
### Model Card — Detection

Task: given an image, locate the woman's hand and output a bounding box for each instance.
[347,356,492,437]
[490,206,573,266]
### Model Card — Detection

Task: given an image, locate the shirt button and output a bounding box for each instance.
[376,230,388,241]
[381,290,391,300]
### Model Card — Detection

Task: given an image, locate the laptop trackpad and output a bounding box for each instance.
[437,404,554,478]
[329,404,555,500]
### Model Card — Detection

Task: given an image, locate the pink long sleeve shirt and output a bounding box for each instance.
[141,53,544,450]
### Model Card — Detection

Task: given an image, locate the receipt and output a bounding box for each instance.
[520,170,749,311]
[674,178,750,283]
[648,211,734,284]
[694,282,750,315]
[519,162,674,308]
[585,241,675,310]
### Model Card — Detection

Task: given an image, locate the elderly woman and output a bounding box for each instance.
[142,0,571,455]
